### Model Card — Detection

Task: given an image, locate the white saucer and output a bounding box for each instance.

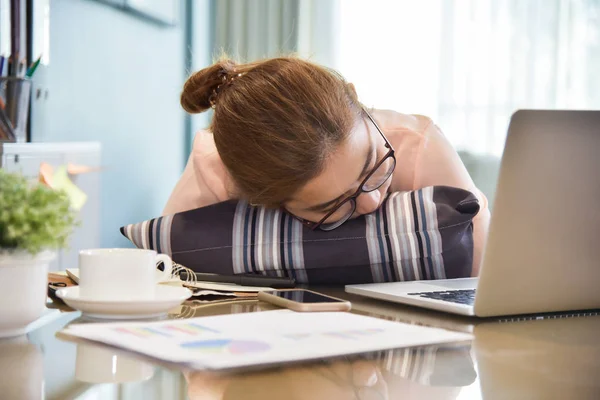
[56,285,192,320]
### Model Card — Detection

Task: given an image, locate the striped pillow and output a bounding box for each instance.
[120,186,479,285]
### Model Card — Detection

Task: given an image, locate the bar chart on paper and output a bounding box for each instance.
[114,322,271,355]
[181,339,271,355]
[114,322,219,338]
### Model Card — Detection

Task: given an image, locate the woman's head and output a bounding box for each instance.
[181,57,393,226]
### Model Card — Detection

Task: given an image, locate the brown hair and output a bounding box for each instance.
[181,57,362,207]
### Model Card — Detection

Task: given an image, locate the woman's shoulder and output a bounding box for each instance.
[371,108,435,137]
[190,129,237,199]
[191,129,226,174]
[192,129,217,153]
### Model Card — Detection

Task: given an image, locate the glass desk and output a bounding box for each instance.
[2,288,599,400]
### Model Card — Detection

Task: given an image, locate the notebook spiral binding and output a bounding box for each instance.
[158,261,198,285]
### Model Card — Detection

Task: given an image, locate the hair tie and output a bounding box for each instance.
[209,71,245,109]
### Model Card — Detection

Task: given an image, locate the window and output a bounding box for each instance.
[339,0,600,155]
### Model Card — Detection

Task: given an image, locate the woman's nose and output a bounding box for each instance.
[355,190,382,216]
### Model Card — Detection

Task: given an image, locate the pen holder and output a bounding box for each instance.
[0,77,32,143]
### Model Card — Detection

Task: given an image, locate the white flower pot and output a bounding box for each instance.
[0,250,55,338]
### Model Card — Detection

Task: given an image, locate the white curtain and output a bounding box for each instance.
[338,0,600,155]
[212,0,340,63]
[296,0,342,68]
[214,0,299,60]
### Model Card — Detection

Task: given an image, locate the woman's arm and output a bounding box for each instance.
[412,119,491,276]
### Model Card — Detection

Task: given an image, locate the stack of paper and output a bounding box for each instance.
[182,281,273,299]
[61,310,472,371]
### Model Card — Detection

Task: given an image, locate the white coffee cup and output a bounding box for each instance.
[78,248,173,301]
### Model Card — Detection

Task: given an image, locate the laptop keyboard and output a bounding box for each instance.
[407,289,476,306]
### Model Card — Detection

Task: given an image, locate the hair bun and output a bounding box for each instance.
[180,59,237,114]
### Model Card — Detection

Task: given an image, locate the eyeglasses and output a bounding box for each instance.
[292,108,396,231]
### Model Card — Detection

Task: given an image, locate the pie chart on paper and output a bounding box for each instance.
[180,339,271,355]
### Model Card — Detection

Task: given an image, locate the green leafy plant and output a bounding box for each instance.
[0,169,77,255]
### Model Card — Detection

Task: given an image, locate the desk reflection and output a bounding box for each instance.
[185,344,475,400]
[0,335,44,400]
[182,293,600,400]
[473,315,600,400]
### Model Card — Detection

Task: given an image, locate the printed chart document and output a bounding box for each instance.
[61,310,472,370]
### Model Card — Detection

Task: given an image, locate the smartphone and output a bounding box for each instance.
[257,289,352,312]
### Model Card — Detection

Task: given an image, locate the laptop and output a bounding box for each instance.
[346,110,600,317]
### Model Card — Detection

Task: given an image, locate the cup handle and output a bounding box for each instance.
[155,254,173,283]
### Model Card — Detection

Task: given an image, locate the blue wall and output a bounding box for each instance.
[31,0,187,247]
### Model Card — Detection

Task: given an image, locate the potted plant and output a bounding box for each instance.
[0,169,76,338]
